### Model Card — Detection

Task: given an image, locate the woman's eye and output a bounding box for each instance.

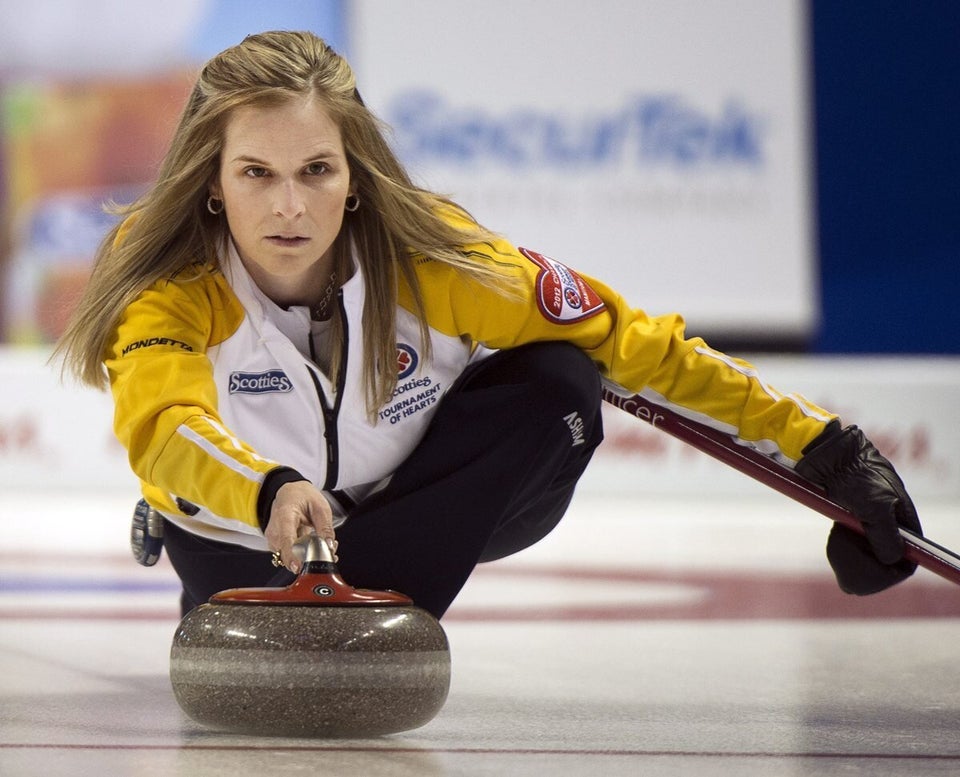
[244,167,269,178]
[305,162,328,176]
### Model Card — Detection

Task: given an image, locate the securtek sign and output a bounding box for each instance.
[387,91,766,170]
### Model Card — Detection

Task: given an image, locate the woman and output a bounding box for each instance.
[55,31,921,618]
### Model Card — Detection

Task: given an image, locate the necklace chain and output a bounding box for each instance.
[311,272,338,321]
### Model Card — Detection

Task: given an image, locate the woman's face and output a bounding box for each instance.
[213,95,352,306]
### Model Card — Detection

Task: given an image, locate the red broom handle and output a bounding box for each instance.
[602,387,960,587]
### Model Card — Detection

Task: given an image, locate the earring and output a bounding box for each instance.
[345,194,360,212]
[207,196,224,215]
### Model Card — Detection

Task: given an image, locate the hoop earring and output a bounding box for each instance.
[207,196,224,215]
[344,194,360,213]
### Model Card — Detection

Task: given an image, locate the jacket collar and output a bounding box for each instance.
[221,238,364,335]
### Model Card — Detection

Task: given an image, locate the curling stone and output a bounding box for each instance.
[169,535,450,737]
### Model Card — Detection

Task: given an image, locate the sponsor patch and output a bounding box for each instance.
[519,247,606,324]
[378,376,441,425]
[563,411,587,447]
[121,336,194,356]
[229,370,293,394]
[396,343,419,379]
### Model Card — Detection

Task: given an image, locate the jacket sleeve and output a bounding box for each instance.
[408,240,837,466]
[104,271,282,530]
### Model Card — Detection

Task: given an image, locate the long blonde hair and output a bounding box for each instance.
[55,30,513,411]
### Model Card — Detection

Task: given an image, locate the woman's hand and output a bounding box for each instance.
[264,481,336,573]
[796,423,922,594]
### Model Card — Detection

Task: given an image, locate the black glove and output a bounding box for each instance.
[795,422,922,595]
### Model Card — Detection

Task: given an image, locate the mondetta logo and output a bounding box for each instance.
[121,336,193,356]
[229,370,293,394]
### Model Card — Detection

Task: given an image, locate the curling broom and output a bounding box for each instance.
[602,386,960,586]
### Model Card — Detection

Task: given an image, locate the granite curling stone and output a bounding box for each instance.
[169,535,451,737]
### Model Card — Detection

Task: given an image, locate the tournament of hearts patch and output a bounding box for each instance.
[519,247,606,324]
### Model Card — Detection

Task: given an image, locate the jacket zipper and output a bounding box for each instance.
[307,290,349,491]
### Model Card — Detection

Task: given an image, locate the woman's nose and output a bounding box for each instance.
[273,180,306,218]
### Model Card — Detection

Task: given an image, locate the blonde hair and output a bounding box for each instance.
[55,30,512,412]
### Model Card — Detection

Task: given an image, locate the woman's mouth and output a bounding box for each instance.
[266,235,309,247]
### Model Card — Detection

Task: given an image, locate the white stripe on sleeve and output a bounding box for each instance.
[693,346,834,422]
[176,421,269,484]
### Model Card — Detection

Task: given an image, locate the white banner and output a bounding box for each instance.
[0,348,138,493]
[583,356,960,499]
[350,0,816,339]
[2,349,958,500]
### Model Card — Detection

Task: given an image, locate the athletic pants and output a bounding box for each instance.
[162,342,604,619]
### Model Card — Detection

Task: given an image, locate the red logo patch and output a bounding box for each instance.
[396,343,418,379]
[520,247,606,324]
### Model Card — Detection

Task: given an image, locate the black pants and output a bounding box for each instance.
[162,342,603,619]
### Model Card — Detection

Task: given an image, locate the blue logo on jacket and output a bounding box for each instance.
[229,370,293,394]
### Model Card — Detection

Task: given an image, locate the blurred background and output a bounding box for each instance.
[0,0,957,499]
[2,8,958,771]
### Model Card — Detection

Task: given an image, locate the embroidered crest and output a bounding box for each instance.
[520,247,606,324]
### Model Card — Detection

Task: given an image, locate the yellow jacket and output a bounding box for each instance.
[105,235,835,549]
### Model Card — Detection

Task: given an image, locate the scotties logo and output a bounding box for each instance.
[229,370,293,394]
[397,344,419,379]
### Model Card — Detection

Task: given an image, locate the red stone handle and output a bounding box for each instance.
[211,534,414,606]
[210,563,414,606]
